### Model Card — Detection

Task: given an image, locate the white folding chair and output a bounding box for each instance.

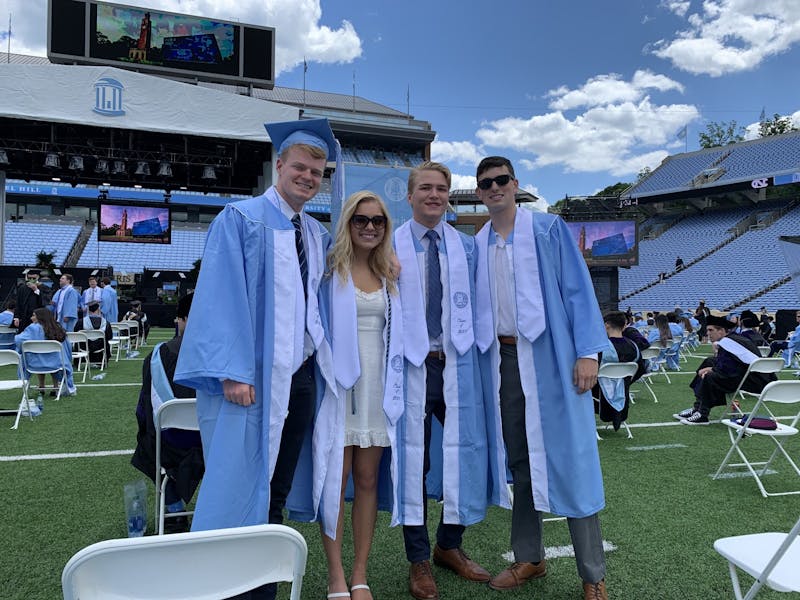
[726,357,785,416]
[62,524,308,600]
[594,361,638,440]
[714,514,800,600]
[154,398,199,535]
[124,320,141,349]
[0,350,30,430]
[0,324,17,350]
[20,340,68,402]
[713,380,800,498]
[642,346,669,386]
[82,329,108,370]
[634,347,660,403]
[758,345,770,358]
[110,323,131,361]
[66,331,91,383]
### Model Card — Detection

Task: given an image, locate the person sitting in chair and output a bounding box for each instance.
[131,293,202,533]
[767,310,800,367]
[74,302,112,365]
[739,310,768,347]
[594,311,646,431]
[676,315,776,425]
[123,300,150,346]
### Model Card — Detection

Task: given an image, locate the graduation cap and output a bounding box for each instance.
[740,310,759,328]
[265,118,338,161]
[176,293,194,319]
[706,315,736,330]
[264,118,344,216]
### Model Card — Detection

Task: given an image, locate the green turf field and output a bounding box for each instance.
[1,332,798,599]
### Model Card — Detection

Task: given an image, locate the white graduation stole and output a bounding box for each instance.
[395,223,474,359]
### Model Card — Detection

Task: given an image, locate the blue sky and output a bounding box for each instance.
[7,0,800,207]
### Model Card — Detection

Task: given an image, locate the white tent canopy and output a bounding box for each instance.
[0,64,297,142]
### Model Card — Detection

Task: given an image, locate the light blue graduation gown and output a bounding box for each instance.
[475,209,608,519]
[174,188,333,531]
[14,323,75,389]
[101,286,118,323]
[393,221,509,527]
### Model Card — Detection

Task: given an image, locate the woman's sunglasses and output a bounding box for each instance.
[350,214,387,230]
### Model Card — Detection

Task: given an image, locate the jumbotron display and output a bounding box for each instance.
[564,220,638,267]
[48,0,275,87]
[99,202,171,244]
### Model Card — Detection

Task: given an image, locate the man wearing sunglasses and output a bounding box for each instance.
[473,156,610,600]
[394,161,507,600]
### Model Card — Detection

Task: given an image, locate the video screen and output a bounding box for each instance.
[565,220,638,267]
[89,2,239,76]
[99,202,171,244]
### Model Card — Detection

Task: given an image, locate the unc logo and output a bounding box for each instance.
[452,291,468,308]
[384,177,406,203]
[391,354,403,372]
[93,78,126,117]
[751,178,768,189]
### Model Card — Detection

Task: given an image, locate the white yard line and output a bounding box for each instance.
[0,449,134,462]
[502,541,617,562]
[626,443,688,451]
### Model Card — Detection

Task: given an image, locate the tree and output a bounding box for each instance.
[759,113,798,138]
[35,249,57,272]
[698,120,745,148]
[594,182,631,196]
[637,166,652,182]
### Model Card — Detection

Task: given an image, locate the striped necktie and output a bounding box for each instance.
[292,214,308,296]
[425,229,442,339]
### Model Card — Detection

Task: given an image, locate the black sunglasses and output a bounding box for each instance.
[350,214,387,229]
[477,174,515,190]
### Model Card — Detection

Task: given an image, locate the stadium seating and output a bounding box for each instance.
[624,204,800,311]
[2,221,82,265]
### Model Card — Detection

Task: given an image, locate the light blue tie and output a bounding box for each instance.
[425,229,443,339]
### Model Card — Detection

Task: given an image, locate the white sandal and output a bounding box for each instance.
[327,593,351,599]
[350,584,371,597]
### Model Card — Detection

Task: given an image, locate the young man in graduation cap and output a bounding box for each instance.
[676,314,776,425]
[174,118,340,598]
[473,156,610,600]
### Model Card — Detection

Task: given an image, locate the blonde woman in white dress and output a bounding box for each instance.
[322,191,400,600]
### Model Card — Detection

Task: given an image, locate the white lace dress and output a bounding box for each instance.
[345,287,390,448]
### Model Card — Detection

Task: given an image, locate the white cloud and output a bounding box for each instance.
[475,71,698,178]
[661,0,691,17]
[431,140,483,167]
[653,0,800,76]
[449,173,476,191]
[547,70,684,111]
[5,0,361,75]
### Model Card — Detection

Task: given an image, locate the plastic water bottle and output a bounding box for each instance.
[91,372,107,381]
[127,499,145,537]
[123,480,147,537]
[36,394,44,412]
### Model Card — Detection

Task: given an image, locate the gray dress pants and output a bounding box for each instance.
[499,342,606,584]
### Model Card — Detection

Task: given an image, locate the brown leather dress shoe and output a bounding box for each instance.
[432,545,491,582]
[488,561,547,591]
[583,579,608,600]
[409,560,438,600]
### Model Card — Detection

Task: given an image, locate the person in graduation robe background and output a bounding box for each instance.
[473,156,610,600]
[394,161,509,600]
[174,118,342,599]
